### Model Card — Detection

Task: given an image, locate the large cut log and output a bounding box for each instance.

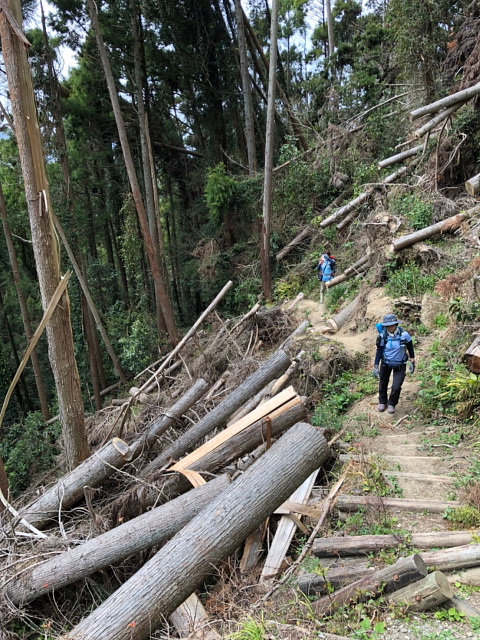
[313,554,427,617]
[15,380,209,530]
[413,101,467,138]
[110,398,307,522]
[6,475,230,605]
[336,495,459,514]
[260,469,317,581]
[447,596,480,618]
[325,255,371,289]
[275,226,313,261]
[464,334,480,374]
[59,422,331,640]
[391,213,468,252]
[142,349,291,474]
[466,172,480,196]
[421,543,480,571]
[312,531,475,557]
[320,291,365,334]
[410,83,480,121]
[387,571,453,612]
[298,563,375,595]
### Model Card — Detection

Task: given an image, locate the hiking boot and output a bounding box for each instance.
[388,405,395,414]
[378,404,386,412]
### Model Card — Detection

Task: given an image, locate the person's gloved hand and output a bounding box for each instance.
[408,361,415,374]
[373,366,380,379]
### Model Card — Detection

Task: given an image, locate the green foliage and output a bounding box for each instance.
[227,615,267,640]
[205,163,238,226]
[337,508,400,536]
[312,371,362,431]
[421,632,455,640]
[449,298,480,324]
[444,505,480,529]
[353,619,386,639]
[438,370,480,419]
[391,194,434,230]
[434,607,466,622]
[433,313,449,329]
[0,412,61,495]
[274,276,302,302]
[384,261,453,298]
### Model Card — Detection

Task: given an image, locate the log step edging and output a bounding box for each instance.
[336,494,460,514]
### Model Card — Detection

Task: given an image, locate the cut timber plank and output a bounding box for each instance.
[171,386,298,472]
[336,495,460,514]
[260,470,318,581]
[169,593,220,640]
[386,472,454,483]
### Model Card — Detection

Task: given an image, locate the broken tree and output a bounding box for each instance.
[60,422,331,640]
[464,334,480,374]
[391,213,468,252]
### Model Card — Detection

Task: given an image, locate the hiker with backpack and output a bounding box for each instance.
[373,313,415,415]
[317,251,336,303]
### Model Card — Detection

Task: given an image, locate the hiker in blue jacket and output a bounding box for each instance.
[373,313,415,415]
[317,252,336,303]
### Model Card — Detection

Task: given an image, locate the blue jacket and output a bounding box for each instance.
[317,257,334,282]
[375,327,414,367]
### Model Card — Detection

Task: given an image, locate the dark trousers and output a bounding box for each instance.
[379,362,406,407]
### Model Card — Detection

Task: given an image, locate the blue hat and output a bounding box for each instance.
[382,313,401,327]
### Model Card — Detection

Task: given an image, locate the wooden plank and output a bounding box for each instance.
[260,469,318,581]
[171,386,298,471]
[387,472,454,483]
[169,593,220,640]
[337,495,460,514]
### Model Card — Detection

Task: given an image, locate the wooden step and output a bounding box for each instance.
[386,472,454,483]
[336,494,460,514]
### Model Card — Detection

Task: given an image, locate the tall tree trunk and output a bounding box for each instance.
[261,0,279,300]
[82,295,102,411]
[87,0,178,344]
[0,182,51,420]
[325,0,335,60]
[234,0,256,175]
[0,0,89,468]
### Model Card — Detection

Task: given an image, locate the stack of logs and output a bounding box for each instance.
[299,532,480,618]
[0,322,334,640]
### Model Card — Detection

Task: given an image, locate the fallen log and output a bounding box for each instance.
[276,226,313,261]
[319,290,366,334]
[387,571,453,612]
[336,495,459,514]
[377,143,427,169]
[312,531,475,557]
[421,543,480,571]
[59,422,331,640]
[466,172,480,196]
[413,101,467,138]
[447,596,480,617]
[464,334,480,374]
[410,82,480,121]
[448,567,480,586]
[325,255,371,289]
[142,349,292,474]
[391,213,468,252]
[313,554,427,617]
[16,380,209,530]
[320,167,408,230]
[110,397,307,522]
[7,475,230,605]
[298,563,375,595]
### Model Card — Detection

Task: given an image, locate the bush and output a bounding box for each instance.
[391,194,434,230]
[385,262,453,298]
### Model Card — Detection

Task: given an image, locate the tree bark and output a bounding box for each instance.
[59,422,331,640]
[391,213,468,252]
[313,554,427,617]
[448,567,480,587]
[0,182,51,420]
[18,380,208,530]
[410,82,480,121]
[142,349,292,472]
[0,455,8,511]
[7,474,230,605]
[0,0,89,468]
[298,564,375,596]
[234,0,256,175]
[421,543,480,571]
[465,172,480,196]
[387,571,453,612]
[377,143,426,169]
[447,596,480,617]
[260,0,279,300]
[312,532,476,557]
[87,0,178,343]
[413,101,467,138]
[336,495,459,514]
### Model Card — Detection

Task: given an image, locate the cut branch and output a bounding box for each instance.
[412,101,467,138]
